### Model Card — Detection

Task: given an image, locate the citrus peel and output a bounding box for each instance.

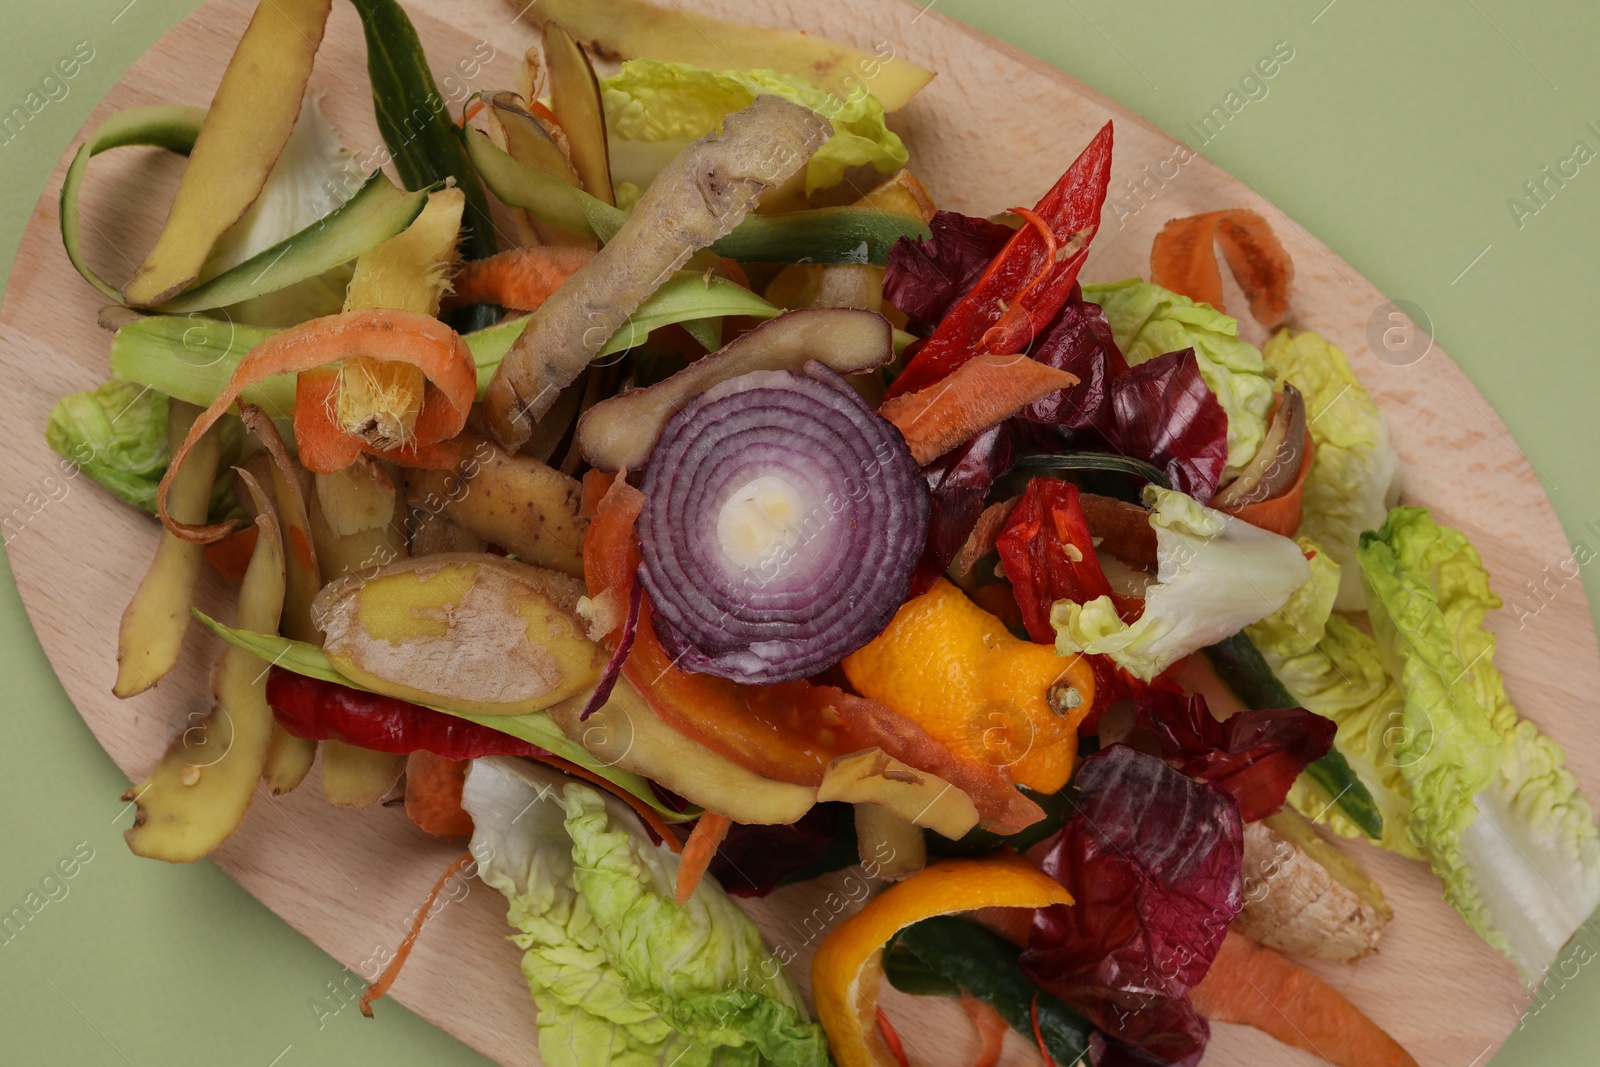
[811,857,1072,1067]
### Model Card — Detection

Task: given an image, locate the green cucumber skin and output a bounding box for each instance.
[348,0,497,330]
[466,124,929,266]
[1202,632,1385,840]
[886,916,1093,1063]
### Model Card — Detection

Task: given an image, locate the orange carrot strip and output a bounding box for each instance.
[674,811,733,905]
[528,751,684,853]
[879,353,1079,465]
[961,993,1007,1067]
[579,467,619,520]
[443,246,594,311]
[202,526,258,582]
[1215,211,1294,329]
[1190,930,1419,1067]
[1150,209,1294,328]
[875,1007,911,1067]
[1150,212,1226,311]
[359,850,474,1017]
[158,309,476,541]
[1221,431,1313,537]
[404,752,475,838]
[458,98,486,128]
[293,365,367,474]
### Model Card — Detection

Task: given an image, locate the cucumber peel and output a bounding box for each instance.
[60,106,206,302]
[108,271,788,412]
[466,124,929,265]
[1203,631,1385,840]
[60,106,430,313]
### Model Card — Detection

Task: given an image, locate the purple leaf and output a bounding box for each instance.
[1125,691,1336,823]
[883,210,1016,334]
[1013,289,1127,440]
[910,424,1013,596]
[1022,745,1243,1067]
[1108,348,1230,503]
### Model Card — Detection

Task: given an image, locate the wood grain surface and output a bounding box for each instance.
[1,0,1593,1064]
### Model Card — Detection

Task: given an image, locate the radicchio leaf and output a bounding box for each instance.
[1021,745,1243,1067]
[1013,288,1127,441]
[883,210,1017,334]
[1107,349,1230,503]
[910,424,1013,596]
[1124,690,1336,822]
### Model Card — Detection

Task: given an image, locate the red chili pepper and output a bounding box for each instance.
[266,667,546,760]
[885,122,1115,399]
[995,477,1150,732]
[995,478,1128,635]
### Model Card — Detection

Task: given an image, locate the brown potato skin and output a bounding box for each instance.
[404,434,585,578]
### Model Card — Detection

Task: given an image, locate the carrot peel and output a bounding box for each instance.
[874,1007,911,1067]
[1190,930,1418,1067]
[443,246,594,312]
[962,993,1007,1067]
[879,353,1079,465]
[674,811,733,905]
[157,309,476,541]
[1150,209,1293,328]
[404,752,474,838]
[359,850,474,1018]
[1220,430,1313,536]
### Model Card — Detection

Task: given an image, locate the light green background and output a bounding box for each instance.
[1,0,1596,1063]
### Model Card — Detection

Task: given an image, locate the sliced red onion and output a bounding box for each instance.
[576,571,643,723]
[638,360,929,684]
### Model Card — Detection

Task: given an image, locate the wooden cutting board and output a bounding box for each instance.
[1,0,1592,1063]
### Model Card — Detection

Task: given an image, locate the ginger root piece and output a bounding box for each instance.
[1235,809,1392,961]
[484,95,830,448]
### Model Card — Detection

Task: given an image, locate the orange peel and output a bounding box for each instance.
[811,857,1073,1067]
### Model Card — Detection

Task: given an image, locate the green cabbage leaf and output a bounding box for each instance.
[461,757,828,1067]
[601,59,907,195]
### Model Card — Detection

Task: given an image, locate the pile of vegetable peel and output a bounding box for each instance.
[44,1,1598,1065]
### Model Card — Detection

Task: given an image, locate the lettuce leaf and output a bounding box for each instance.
[1082,279,1275,479]
[1359,508,1600,980]
[601,59,907,194]
[1246,540,1420,856]
[1263,329,1401,611]
[46,381,168,513]
[1051,486,1310,681]
[45,380,238,517]
[462,757,828,1067]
